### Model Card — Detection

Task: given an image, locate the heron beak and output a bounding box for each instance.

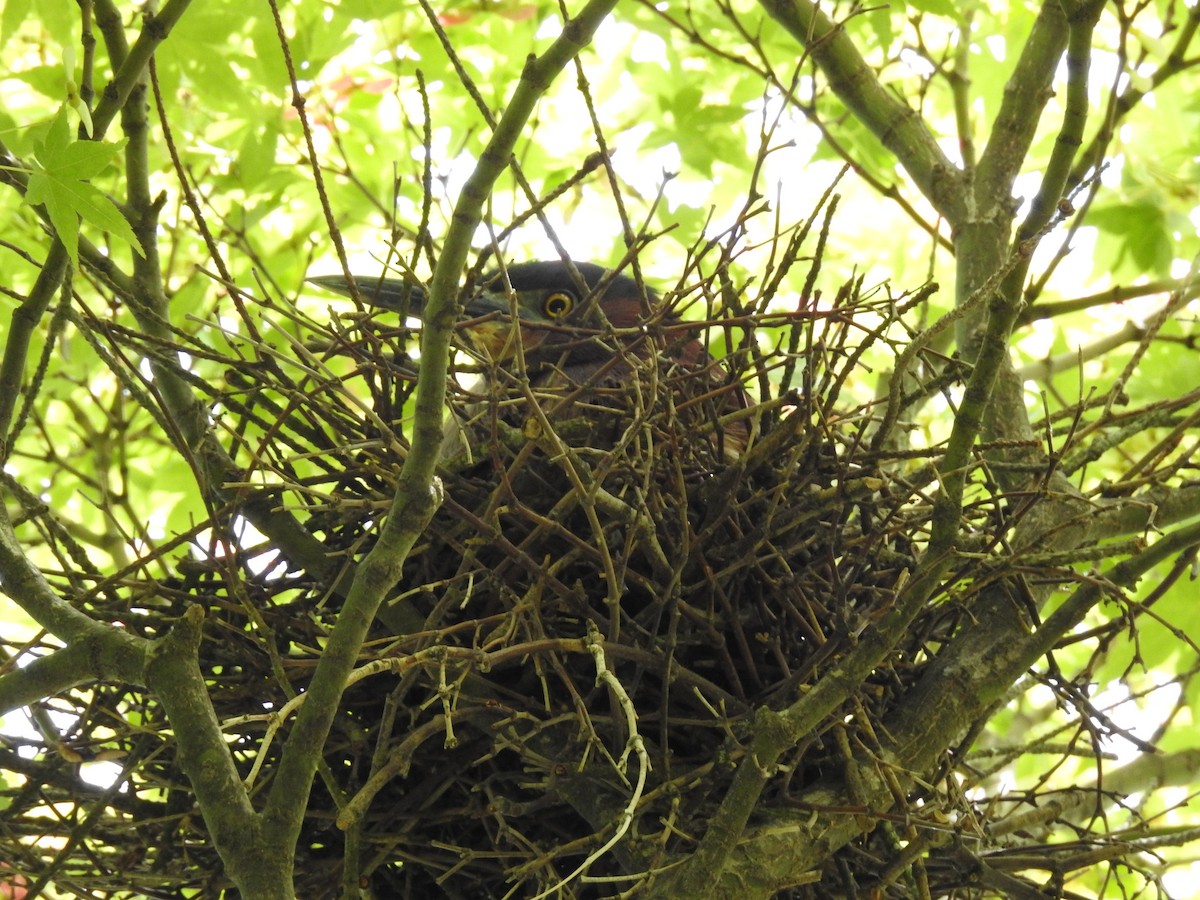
[309,277,520,357]
[460,289,515,319]
[308,275,517,321]
[309,275,525,359]
[307,275,425,315]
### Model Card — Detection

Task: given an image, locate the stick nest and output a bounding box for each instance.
[0,268,1016,898]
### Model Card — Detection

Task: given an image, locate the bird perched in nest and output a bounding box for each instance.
[311,260,749,463]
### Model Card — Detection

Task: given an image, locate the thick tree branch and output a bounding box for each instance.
[144,605,280,896]
[0,640,119,715]
[0,514,145,668]
[756,0,964,222]
[1014,0,1106,247]
[88,0,193,139]
[975,2,1070,221]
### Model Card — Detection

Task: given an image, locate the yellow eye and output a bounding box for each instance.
[543,291,574,318]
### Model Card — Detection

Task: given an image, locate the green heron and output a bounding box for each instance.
[310,260,748,462]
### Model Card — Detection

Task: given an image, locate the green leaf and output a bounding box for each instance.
[908,0,962,19]
[0,0,33,47]
[1086,201,1175,279]
[865,5,895,49]
[25,169,79,263]
[36,113,124,180]
[235,118,283,189]
[25,108,141,265]
[10,64,71,102]
[3,0,72,47]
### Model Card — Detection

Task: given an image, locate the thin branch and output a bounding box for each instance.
[1019,276,1190,323]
